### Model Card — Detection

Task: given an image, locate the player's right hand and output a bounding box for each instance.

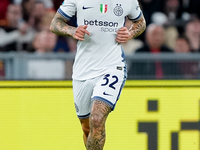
[73,25,90,41]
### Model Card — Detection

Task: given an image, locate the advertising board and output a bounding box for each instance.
[0,80,199,150]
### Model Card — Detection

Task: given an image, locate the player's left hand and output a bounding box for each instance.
[116,27,131,43]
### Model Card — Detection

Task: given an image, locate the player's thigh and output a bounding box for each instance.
[73,79,94,119]
[92,67,127,110]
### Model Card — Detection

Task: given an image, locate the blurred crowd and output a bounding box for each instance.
[0,0,77,53]
[0,0,200,79]
[0,0,200,54]
[123,0,200,54]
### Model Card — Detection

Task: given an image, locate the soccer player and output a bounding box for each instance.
[50,0,146,149]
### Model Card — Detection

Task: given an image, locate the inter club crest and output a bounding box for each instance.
[113,4,123,16]
[100,4,108,13]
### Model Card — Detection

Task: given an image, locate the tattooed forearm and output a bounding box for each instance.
[129,16,146,39]
[50,12,76,37]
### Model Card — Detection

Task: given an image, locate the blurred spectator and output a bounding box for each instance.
[151,10,181,50]
[22,0,56,31]
[151,0,187,35]
[0,3,22,27]
[0,0,10,20]
[174,35,190,53]
[32,30,57,53]
[184,16,200,52]
[36,10,73,53]
[37,10,55,31]
[0,3,35,52]
[150,11,179,49]
[33,0,47,30]
[151,0,190,35]
[184,0,200,19]
[163,0,183,22]
[21,0,56,29]
[128,24,180,79]
[39,10,77,53]
[139,0,165,26]
[21,0,35,26]
[176,0,192,21]
[138,0,166,41]
[164,25,179,49]
[142,24,169,51]
[151,0,200,34]
[174,35,199,78]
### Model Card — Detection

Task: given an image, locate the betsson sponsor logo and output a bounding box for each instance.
[84,19,119,32]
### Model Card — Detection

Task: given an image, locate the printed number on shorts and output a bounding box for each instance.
[101,74,118,90]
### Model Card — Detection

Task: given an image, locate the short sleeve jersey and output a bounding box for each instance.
[59,0,142,80]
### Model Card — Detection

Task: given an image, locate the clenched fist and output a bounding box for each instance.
[116,27,131,43]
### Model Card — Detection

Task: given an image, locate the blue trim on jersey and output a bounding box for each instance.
[123,17,126,27]
[121,46,126,62]
[92,96,114,110]
[77,112,90,119]
[117,68,127,101]
[58,8,71,20]
[112,66,127,110]
[128,11,142,21]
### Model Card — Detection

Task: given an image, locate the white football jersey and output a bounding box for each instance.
[59,0,142,80]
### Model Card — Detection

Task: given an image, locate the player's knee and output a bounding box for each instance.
[89,100,110,128]
[90,113,104,128]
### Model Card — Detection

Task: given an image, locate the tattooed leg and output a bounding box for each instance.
[86,100,111,150]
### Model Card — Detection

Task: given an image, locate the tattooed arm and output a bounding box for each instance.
[50,12,90,41]
[116,14,146,43]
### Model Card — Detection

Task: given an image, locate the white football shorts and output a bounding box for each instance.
[72,66,127,119]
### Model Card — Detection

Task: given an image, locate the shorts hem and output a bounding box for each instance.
[92,96,114,110]
[77,113,90,119]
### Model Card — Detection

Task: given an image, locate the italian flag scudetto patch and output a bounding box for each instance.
[100,4,108,13]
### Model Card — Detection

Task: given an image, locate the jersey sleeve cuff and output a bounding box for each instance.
[58,8,72,20]
[128,11,142,21]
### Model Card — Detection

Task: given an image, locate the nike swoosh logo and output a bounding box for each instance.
[82,6,93,10]
[103,92,112,96]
